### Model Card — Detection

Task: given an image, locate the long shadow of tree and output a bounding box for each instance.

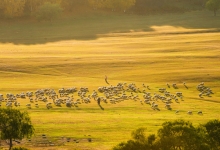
[0,11,220,45]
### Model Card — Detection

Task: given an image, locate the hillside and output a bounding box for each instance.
[0,10,220,150]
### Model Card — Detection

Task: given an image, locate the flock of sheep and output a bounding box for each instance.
[0,82,214,115]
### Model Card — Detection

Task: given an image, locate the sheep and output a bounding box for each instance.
[151,102,158,108]
[66,102,72,108]
[58,88,65,97]
[26,91,34,97]
[0,94,4,101]
[159,88,166,93]
[29,97,34,103]
[65,87,77,94]
[165,104,171,110]
[172,83,178,89]
[197,111,203,115]
[187,111,192,115]
[46,103,52,109]
[20,93,26,99]
[6,102,13,107]
[14,101,20,107]
[199,93,203,98]
[164,92,170,97]
[26,103,31,109]
[176,92,182,97]
[144,99,151,104]
[16,94,21,98]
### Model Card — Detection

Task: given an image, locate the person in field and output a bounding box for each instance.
[105,75,109,85]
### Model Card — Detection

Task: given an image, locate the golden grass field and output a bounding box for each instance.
[0,10,220,150]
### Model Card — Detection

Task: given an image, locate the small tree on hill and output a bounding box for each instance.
[206,0,220,16]
[0,109,34,150]
[35,2,63,21]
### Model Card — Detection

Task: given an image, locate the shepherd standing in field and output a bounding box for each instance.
[97,97,104,110]
[97,97,101,105]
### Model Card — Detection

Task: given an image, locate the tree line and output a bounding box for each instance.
[0,0,219,19]
[113,119,220,150]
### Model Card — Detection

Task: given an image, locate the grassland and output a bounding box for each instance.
[0,10,220,150]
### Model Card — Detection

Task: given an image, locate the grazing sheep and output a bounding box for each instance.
[26,103,31,109]
[0,94,4,101]
[165,104,171,110]
[159,88,166,93]
[66,102,72,108]
[187,111,192,115]
[151,102,158,108]
[6,102,13,107]
[46,103,52,109]
[144,99,151,104]
[197,111,203,115]
[14,101,20,107]
[172,83,178,89]
[176,92,182,97]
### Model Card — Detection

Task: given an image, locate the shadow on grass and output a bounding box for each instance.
[0,10,220,45]
[98,104,104,110]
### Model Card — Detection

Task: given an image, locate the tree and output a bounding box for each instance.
[131,127,147,143]
[204,119,220,149]
[35,2,63,21]
[104,0,136,12]
[88,0,136,12]
[157,119,208,150]
[87,0,106,10]
[0,0,26,18]
[24,0,62,16]
[60,0,88,12]
[0,108,34,150]
[113,128,154,150]
[112,119,216,150]
[206,0,220,16]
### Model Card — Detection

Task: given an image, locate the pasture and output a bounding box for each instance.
[0,10,220,150]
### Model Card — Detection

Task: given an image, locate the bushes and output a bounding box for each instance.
[12,147,29,150]
[113,119,220,150]
[35,2,63,21]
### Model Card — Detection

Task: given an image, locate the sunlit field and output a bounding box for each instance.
[0,10,220,150]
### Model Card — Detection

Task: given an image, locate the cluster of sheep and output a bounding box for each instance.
[0,82,213,115]
[143,88,184,111]
[197,82,214,98]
